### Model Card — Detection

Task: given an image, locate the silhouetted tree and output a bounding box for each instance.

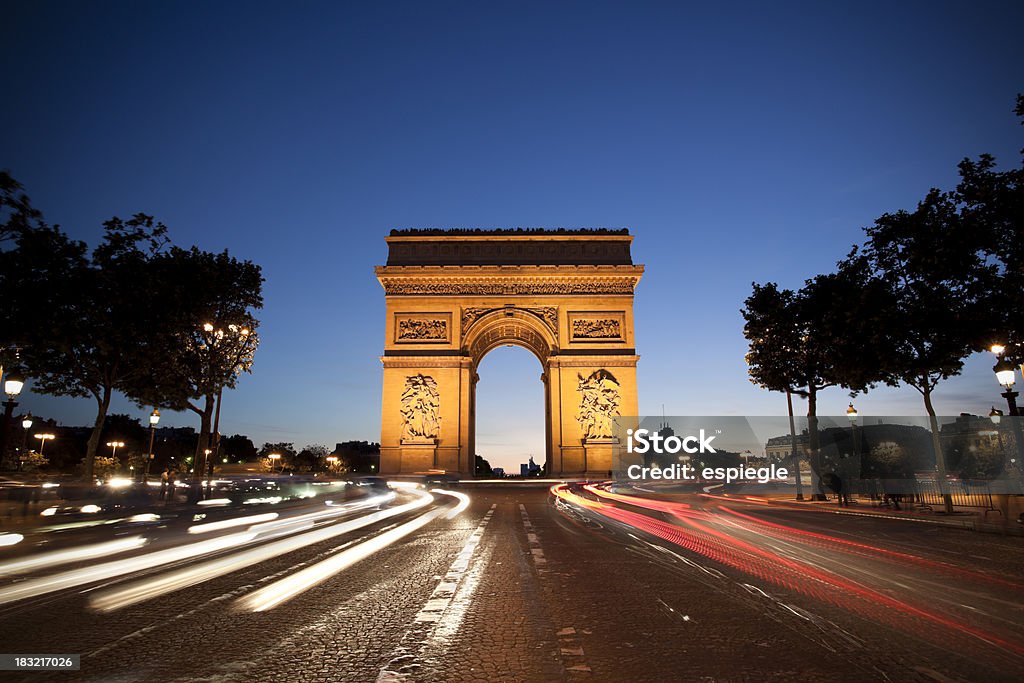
[295,444,329,472]
[955,93,1024,362]
[220,434,258,461]
[854,188,993,511]
[742,268,883,496]
[129,246,263,478]
[258,442,297,471]
[1,207,170,479]
[475,454,493,477]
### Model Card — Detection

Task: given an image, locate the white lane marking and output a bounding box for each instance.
[377,504,496,682]
[522,504,592,675]
[519,503,547,568]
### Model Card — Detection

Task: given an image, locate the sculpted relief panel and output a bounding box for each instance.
[568,312,626,342]
[394,313,451,343]
[400,374,441,442]
[576,369,621,440]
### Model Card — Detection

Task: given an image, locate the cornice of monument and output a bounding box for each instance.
[375,264,644,296]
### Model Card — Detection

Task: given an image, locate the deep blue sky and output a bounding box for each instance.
[2,2,1022,471]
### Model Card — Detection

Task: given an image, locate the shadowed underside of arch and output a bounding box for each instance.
[463,309,556,367]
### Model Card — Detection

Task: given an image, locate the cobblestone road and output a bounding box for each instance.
[0,485,1020,682]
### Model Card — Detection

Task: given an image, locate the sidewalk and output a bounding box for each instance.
[743,492,1023,535]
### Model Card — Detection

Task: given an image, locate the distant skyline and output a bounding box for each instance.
[3,2,1022,471]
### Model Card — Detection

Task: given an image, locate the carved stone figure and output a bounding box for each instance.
[525,307,559,336]
[401,374,441,441]
[398,318,447,340]
[461,307,492,331]
[461,306,558,338]
[576,369,620,439]
[571,318,621,339]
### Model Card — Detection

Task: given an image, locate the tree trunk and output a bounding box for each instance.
[191,394,214,482]
[786,388,804,500]
[807,388,826,500]
[922,383,954,514]
[83,385,112,481]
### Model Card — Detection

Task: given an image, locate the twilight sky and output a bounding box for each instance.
[2,1,1022,471]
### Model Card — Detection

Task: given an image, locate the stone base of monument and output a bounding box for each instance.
[399,439,438,472]
[582,437,619,478]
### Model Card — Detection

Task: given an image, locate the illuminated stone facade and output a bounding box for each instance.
[376,229,643,477]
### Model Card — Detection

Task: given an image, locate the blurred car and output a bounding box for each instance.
[423,472,460,489]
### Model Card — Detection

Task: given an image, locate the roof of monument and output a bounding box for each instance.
[389,227,630,236]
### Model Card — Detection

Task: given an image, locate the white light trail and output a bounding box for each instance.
[433,489,470,518]
[89,490,434,612]
[0,534,24,547]
[0,536,147,576]
[238,499,442,612]
[0,532,256,606]
[188,512,279,534]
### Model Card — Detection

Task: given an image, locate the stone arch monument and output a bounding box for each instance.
[376,228,643,477]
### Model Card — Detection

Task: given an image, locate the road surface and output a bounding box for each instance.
[0,483,1021,681]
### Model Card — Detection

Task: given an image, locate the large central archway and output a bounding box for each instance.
[375,229,643,477]
[463,308,557,471]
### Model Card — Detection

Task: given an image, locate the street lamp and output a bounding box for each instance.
[34,433,55,456]
[990,407,1003,425]
[143,408,160,482]
[4,372,24,398]
[268,452,281,473]
[846,403,858,422]
[20,414,33,456]
[994,357,1019,417]
[326,455,339,473]
[107,440,125,460]
[0,370,25,469]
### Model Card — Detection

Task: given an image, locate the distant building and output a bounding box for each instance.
[765,433,809,460]
[491,467,505,478]
[520,456,541,477]
[331,441,381,473]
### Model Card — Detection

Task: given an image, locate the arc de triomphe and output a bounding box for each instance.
[376,228,643,477]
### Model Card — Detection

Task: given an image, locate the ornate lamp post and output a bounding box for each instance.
[268,452,281,473]
[0,371,25,469]
[20,414,33,459]
[847,402,859,451]
[992,359,1024,470]
[143,409,160,483]
[994,357,1019,417]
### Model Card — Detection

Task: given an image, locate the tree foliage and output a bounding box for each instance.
[955,93,1024,362]
[1,211,169,478]
[742,263,883,411]
[0,172,264,480]
[855,188,994,408]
